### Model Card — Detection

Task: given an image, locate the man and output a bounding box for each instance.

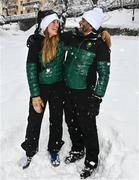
[63,8,111,179]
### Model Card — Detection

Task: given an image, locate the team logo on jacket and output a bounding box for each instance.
[86,41,93,49]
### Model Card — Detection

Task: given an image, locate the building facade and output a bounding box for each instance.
[0,1,3,15]
[2,0,46,16]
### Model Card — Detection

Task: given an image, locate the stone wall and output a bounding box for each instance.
[104,27,139,36]
[19,18,36,31]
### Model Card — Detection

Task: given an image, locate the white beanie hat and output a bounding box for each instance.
[40,13,59,33]
[82,8,105,30]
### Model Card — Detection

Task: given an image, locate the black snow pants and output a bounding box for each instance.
[64,87,99,164]
[21,81,64,157]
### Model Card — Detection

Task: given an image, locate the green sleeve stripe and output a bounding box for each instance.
[26,63,40,97]
[94,61,110,97]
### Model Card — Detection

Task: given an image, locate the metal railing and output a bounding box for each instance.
[4,12,36,23]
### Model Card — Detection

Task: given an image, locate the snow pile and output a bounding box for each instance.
[2,23,20,31]
[1,23,24,36]
[0,16,5,25]
[65,17,81,28]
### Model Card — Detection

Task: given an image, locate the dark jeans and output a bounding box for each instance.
[21,82,64,157]
[64,87,99,164]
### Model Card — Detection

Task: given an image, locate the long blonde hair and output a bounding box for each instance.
[42,29,59,64]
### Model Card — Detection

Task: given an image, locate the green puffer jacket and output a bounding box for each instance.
[26,36,65,97]
[62,31,111,97]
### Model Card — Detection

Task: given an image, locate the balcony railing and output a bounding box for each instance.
[7,4,18,9]
[3,4,18,10]
[5,12,36,22]
[22,0,40,7]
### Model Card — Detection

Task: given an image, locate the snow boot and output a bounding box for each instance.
[50,151,60,167]
[65,150,84,164]
[22,156,32,169]
[80,162,97,179]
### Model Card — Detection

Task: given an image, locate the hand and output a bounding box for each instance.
[89,95,102,116]
[32,96,44,113]
[101,31,111,48]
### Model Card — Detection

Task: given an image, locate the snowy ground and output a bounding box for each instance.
[0,26,139,180]
[103,9,139,30]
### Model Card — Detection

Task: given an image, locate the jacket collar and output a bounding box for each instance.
[75,28,99,40]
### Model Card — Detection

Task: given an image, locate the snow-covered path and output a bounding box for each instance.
[0,29,139,180]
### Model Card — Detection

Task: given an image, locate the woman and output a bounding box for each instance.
[21,11,65,169]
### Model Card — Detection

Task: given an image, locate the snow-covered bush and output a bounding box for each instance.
[0,15,5,25]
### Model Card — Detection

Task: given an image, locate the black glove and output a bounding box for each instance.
[89,95,102,116]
